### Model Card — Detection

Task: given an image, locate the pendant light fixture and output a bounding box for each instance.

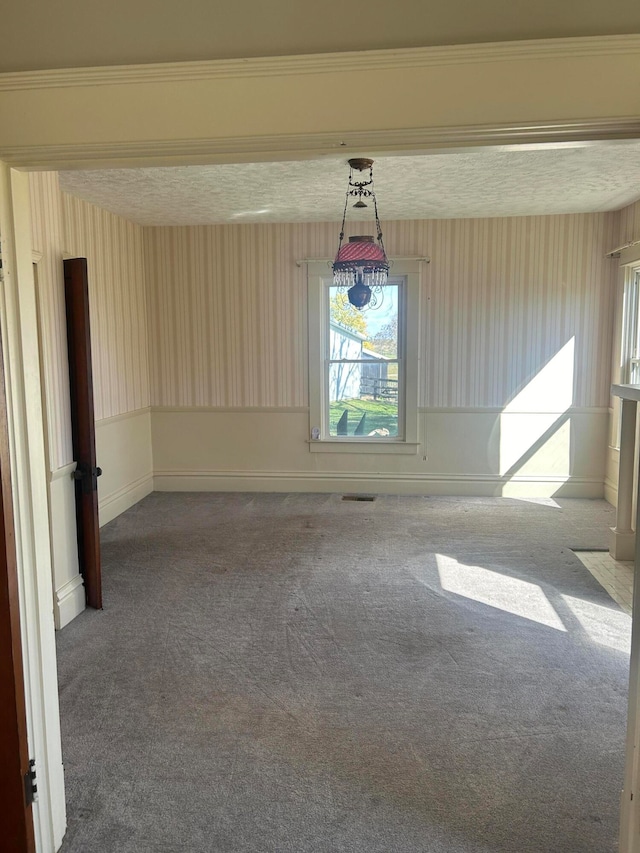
[332,158,389,309]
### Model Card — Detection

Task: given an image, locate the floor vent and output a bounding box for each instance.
[570,547,609,553]
[342,495,376,502]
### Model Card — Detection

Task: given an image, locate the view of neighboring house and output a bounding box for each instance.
[329,320,368,401]
[330,321,393,402]
[328,319,398,436]
[329,319,396,435]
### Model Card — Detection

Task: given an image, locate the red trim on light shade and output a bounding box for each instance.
[335,242,387,263]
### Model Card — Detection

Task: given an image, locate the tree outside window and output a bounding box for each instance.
[327,285,400,438]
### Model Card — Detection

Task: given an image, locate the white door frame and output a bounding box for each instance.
[0,164,65,852]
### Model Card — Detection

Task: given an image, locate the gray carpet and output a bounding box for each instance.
[56,493,630,853]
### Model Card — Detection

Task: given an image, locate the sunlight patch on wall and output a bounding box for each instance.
[501,420,573,499]
[499,337,575,479]
[503,337,575,415]
[561,594,631,653]
[436,554,566,631]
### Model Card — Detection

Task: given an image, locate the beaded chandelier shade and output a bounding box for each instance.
[332,158,389,309]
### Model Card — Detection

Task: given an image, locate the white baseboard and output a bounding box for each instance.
[604,477,618,508]
[99,472,153,527]
[54,574,85,630]
[153,470,604,498]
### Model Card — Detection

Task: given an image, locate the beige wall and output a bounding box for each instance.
[147,213,617,497]
[30,173,151,465]
[96,409,153,526]
[619,198,640,246]
[145,223,309,408]
[29,172,153,626]
[28,173,626,541]
[147,215,617,410]
[63,191,151,423]
[22,172,637,621]
[29,181,622,512]
[151,408,609,497]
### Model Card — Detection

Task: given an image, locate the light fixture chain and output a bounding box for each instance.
[372,166,387,256]
[336,165,351,254]
[332,158,389,310]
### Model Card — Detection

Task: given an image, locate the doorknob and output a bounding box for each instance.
[73,464,102,493]
[73,465,102,479]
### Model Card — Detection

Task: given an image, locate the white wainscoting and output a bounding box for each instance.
[48,408,154,627]
[45,403,609,630]
[96,407,153,526]
[151,407,608,498]
[49,463,84,630]
[605,445,620,507]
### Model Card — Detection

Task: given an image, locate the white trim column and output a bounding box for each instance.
[611,396,638,560]
[0,162,66,852]
[615,385,640,853]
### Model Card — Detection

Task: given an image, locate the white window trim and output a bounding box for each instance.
[611,249,640,450]
[306,260,420,454]
[622,264,640,385]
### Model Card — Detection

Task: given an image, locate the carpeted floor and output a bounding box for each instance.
[56,493,631,853]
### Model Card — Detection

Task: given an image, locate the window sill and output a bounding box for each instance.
[308,440,419,455]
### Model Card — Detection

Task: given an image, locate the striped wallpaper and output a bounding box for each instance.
[145,214,618,410]
[29,172,150,469]
[64,193,150,423]
[145,224,308,408]
[419,214,617,408]
[28,175,634,474]
[618,199,640,246]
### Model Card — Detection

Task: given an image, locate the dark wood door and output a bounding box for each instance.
[0,328,36,852]
[64,258,102,610]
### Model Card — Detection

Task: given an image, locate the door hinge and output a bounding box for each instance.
[24,759,38,806]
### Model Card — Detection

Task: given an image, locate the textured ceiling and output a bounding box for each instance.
[58,143,640,226]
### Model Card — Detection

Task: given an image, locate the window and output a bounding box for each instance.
[612,252,640,450]
[623,265,640,384]
[307,261,420,453]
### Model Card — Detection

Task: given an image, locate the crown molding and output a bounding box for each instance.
[0,34,639,92]
[5,118,640,170]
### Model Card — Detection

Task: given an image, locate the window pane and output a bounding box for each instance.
[327,282,401,439]
[329,284,399,360]
[328,363,399,437]
[635,271,640,361]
